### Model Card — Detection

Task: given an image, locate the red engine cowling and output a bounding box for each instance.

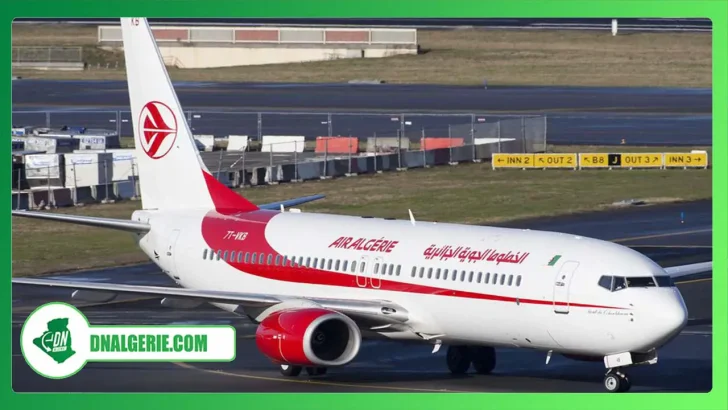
[255,308,362,367]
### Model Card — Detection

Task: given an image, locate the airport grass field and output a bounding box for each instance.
[12,24,711,87]
[12,144,712,277]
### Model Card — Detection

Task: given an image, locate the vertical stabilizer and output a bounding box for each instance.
[120,18,258,213]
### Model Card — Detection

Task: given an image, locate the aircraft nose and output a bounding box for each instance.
[653,290,688,343]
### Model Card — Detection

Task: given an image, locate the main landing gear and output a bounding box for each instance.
[446,345,497,375]
[279,364,328,377]
[604,368,632,393]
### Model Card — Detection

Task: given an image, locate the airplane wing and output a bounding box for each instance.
[11,277,410,329]
[258,194,325,210]
[11,210,150,233]
[664,261,712,278]
[11,194,324,232]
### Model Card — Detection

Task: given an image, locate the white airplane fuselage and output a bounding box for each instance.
[133,207,688,358]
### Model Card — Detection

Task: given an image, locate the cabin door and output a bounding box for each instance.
[356,255,369,287]
[165,229,181,280]
[552,260,579,314]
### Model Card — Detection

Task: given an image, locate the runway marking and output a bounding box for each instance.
[611,228,712,244]
[172,362,477,393]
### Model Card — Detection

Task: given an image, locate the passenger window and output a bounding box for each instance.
[251,252,257,264]
[374,263,380,274]
[275,255,280,265]
[411,266,417,277]
[485,272,490,284]
[477,272,482,283]
[351,261,357,272]
[396,265,401,276]
[428,268,433,279]
[388,265,394,276]
[516,275,522,286]
[216,250,222,261]
[327,259,333,270]
[492,273,498,284]
[237,251,243,263]
[223,250,228,261]
[313,257,318,268]
[500,275,505,285]
[342,260,348,271]
[443,269,449,280]
[244,252,249,263]
[508,275,513,286]
[267,254,272,265]
[468,271,474,282]
[460,271,466,282]
[260,254,265,264]
[202,249,207,259]
[419,267,425,278]
[335,260,341,271]
[360,262,366,273]
[435,268,441,280]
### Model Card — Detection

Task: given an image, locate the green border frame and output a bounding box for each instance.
[6,1,724,409]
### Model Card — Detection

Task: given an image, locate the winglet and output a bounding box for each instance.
[409,209,416,226]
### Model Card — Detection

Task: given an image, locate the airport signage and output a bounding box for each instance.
[664,152,709,168]
[20,302,236,379]
[578,153,663,169]
[534,153,578,169]
[492,153,535,169]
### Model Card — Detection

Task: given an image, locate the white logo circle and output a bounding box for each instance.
[20,302,91,379]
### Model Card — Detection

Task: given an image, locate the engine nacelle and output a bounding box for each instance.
[255,308,362,367]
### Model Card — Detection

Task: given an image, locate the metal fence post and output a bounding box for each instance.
[521,116,526,153]
[347,133,353,176]
[373,132,378,173]
[45,111,51,128]
[448,124,453,164]
[257,112,262,141]
[103,159,110,203]
[294,141,299,182]
[471,114,476,162]
[543,115,548,151]
[131,160,139,200]
[241,149,246,188]
[421,128,427,167]
[497,121,502,153]
[46,165,51,209]
[72,163,78,206]
[217,149,224,182]
[327,112,333,137]
[16,166,23,210]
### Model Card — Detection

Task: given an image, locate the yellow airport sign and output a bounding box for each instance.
[620,153,663,168]
[664,152,709,168]
[492,153,535,169]
[534,153,578,169]
[578,153,612,168]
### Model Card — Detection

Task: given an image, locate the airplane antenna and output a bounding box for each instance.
[408,209,416,226]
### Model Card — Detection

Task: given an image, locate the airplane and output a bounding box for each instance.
[11,17,712,393]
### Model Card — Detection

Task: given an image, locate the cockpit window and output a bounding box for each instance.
[598,275,673,291]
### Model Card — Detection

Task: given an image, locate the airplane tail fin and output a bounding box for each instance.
[120,18,258,214]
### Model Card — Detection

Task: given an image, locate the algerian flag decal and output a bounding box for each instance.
[548,255,562,266]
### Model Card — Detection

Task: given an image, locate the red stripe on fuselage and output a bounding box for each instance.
[200,210,625,310]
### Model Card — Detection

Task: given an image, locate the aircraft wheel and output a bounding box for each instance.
[280,364,302,377]
[471,346,496,374]
[604,371,631,392]
[446,345,471,374]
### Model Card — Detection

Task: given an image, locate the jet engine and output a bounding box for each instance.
[255,308,362,367]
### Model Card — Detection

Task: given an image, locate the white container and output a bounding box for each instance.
[64,152,114,188]
[227,135,249,151]
[261,135,305,153]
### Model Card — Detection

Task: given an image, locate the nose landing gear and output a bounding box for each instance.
[604,368,632,393]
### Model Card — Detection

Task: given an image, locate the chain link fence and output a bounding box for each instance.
[11,110,547,207]
[12,46,83,63]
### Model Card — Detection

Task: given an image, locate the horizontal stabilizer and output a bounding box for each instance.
[259,194,325,210]
[12,210,150,233]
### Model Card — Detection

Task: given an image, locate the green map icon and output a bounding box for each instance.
[33,318,76,364]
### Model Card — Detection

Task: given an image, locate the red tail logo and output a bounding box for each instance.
[138,101,178,159]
